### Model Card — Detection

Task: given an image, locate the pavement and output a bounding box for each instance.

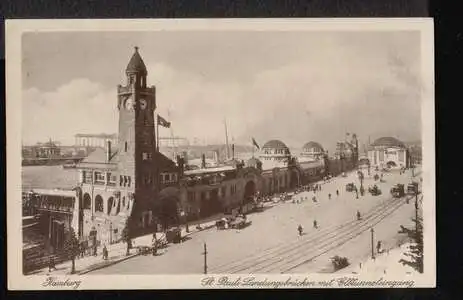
[90,166,422,274]
[29,219,219,276]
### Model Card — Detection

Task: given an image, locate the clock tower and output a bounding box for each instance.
[117,47,157,216]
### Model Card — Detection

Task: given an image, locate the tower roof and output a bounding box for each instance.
[126,47,147,74]
[372,136,405,148]
[302,141,324,152]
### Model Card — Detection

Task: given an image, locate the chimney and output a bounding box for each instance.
[201,154,206,169]
[176,155,184,176]
[106,140,111,162]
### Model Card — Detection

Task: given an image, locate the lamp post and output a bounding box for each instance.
[202,243,208,274]
[370,228,375,259]
[109,222,112,245]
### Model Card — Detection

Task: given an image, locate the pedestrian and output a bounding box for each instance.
[152,233,158,256]
[328,193,331,200]
[48,256,57,272]
[336,190,339,197]
[376,241,382,254]
[312,196,317,203]
[356,210,361,221]
[298,224,303,236]
[313,220,318,229]
[102,244,108,260]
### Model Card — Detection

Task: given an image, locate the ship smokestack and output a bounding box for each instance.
[201,154,206,169]
[232,144,235,160]
[106,140,111,162]
[176,155,184,176]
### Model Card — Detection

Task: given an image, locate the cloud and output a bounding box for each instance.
[22,37,422,151]
[22,79,117,145]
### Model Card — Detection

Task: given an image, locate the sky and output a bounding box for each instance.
[22,30,423,154]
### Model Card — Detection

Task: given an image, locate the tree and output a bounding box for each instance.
[63,227,79,274]
[398,199,423,273]
[121,217,132,256]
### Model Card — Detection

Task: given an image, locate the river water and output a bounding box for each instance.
[22,165,79,191]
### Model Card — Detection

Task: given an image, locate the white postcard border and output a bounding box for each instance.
[6,18,435,290]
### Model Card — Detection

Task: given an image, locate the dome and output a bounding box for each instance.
[126,47,147,74]
[372,137,405,148]
[262,140,289,151]
[302,141,324,152]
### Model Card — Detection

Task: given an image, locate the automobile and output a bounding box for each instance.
[346,183,355,192]
[407,182,419,195]
[166,227,182,244]
[390,184,405,198]
[368,185,382,196]
[229,215,251,229]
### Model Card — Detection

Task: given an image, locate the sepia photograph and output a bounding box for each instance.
[6,19,435,289]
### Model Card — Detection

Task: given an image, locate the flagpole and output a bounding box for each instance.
[156,114,160,152]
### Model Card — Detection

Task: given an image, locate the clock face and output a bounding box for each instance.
[125,97,134,110]
[139,99,147,110]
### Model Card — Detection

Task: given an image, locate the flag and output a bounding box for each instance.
[252,138,260,149]
[157,115,171,128]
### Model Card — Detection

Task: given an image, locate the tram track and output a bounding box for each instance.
[210,194,412,274]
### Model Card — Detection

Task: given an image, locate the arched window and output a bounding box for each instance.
[116,199,121,215]
[107,197,114,215]
[122,196,126,208]
[83,193,91,210]
[95,195,104,213]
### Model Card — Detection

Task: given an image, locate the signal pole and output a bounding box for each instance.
[415,193,419,235]
[202,243,208,274]
[370,228,375,259]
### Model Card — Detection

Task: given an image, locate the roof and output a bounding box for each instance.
[261,160,288,171]
[184,165,235,176]
[299,159,324,169]
[262,140,289,150]
[30,189,77,197]
[302,141,324,152]
[126,47,147,74]
[372,137,405,148]
[156,152,178,170]
[75,133,117,138]
[79,147,118,164]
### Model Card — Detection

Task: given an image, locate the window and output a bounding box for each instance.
[107,173,116,185]
[94,172,105,184]
[120,175,123,186]
[142,152,149,160]
[122,196,126,208]
[95,195,104,213]
[83,193,91,210]
[83,171,92,184]
[107,197,114,215]
[127,176,132,187]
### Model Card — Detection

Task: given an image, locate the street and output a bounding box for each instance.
[92,167,420,274]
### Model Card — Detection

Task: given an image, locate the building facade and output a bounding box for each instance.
[367,137,410,169]
[75,47,180,242]
[75,133,118,148]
